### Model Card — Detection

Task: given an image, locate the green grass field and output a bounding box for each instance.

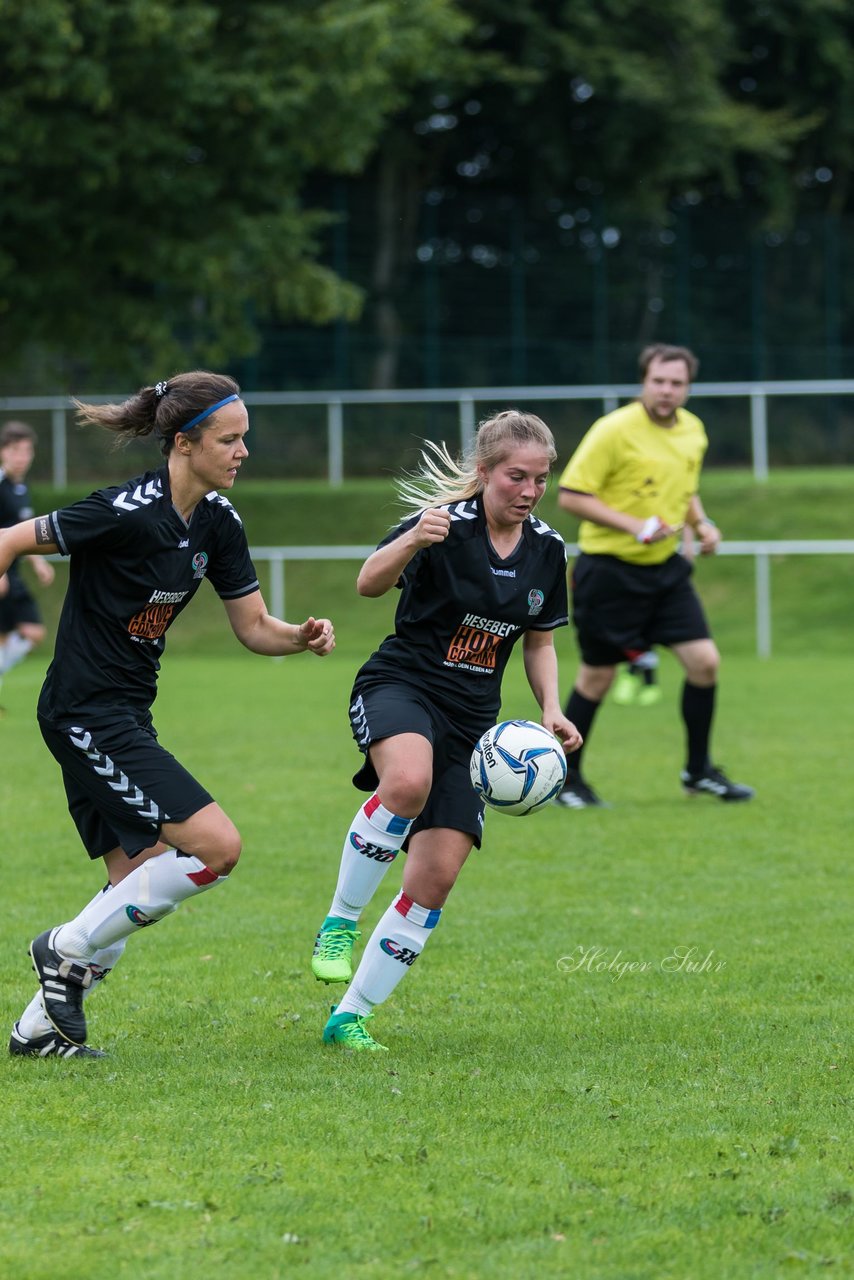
[1,472,851,1278]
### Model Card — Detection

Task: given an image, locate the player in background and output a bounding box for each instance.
[553,344,753,809]
[0,421,55,707]
[611,528,696,708]
[611,648,662,708]
[0,372,335,1058]
[310,410,581,1052]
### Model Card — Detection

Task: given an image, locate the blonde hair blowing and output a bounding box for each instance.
[397,409,556,517]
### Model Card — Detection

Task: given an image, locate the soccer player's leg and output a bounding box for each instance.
[556,556,644,808]
[663,571,754,802]
[28,721,237,1045]
[324,826,472,1051]
[323,743,479,1052]
[312,787,417,983]
[313,685,433,984]
[0,593,45,690]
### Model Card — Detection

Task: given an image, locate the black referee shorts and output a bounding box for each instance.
[0,577,42,631]
[571,551,711,667]
[39,712,213,860]
[348,679,486,848]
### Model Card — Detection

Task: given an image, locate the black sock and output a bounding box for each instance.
[681,682,716,774]
[563,689,602,778]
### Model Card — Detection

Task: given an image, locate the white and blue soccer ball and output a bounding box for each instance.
[470,719,568,816]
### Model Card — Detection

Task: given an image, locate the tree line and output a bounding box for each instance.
[1,0,852,389]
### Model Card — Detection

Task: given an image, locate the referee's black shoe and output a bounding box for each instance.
[681,763,754,802]
[29,928,92,1045]
[9,1021,105,1059]
[553,773,609,809]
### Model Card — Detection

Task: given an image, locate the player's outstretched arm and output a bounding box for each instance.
[223,591,335,656]
[357,507,451,597]
[0,517,59,579]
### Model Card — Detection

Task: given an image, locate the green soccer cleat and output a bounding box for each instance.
[636,683,663,707]
[612,667,640,706]
[322,1007,388,1052]
[311,918,360,984]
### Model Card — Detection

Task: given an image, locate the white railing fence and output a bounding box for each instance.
[252,540,854,660]
[4,378,854,487]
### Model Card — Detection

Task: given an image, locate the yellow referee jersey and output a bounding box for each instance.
[558,400,708,564]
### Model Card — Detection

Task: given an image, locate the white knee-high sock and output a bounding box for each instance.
[1,632,33,673]
[336,891,442,1017]
[328,795,414,921]
[54,850,226,959]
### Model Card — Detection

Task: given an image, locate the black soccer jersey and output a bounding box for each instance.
[356,496,569,724]
[37,465,259,721]
[0,468,36,582]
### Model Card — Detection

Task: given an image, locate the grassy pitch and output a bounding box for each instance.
[2,470,851,1278]
[0,647,849,1279]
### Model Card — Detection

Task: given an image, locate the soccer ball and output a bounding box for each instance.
[470,719,568,816]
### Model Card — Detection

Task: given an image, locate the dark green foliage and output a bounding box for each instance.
[0,0,466,381]
[3,1,854,384]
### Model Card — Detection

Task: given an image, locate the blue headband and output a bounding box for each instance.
[180,393,240,433]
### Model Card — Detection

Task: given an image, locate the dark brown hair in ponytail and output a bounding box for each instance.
[74,371,241,456]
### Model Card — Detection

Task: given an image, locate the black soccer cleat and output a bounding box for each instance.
[553,774,609,809]
[9,1021,106,1059]
[681,763,754,802]
[29,928,93,1045]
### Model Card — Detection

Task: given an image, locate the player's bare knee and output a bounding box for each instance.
[686,644,719,685]
[206,825,242,875]
[695,657,719,684]
[579,665,615,701]
[405,873,454,909]
[379,771,431,818]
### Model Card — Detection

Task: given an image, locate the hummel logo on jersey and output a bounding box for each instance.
[178,538,189,548]
[380,938,419,965]
[491,567,516,577]
[446,499,478,522]
[67,727,168,823]
[112,478,163,512]
[349,833,399,863]
[205,491,243,524]
[529,514,567,554]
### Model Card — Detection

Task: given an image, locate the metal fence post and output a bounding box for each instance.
[273,555,285,621]
[459,396,476,455]
[750,390,769,483]
[327,400,343,487]
[755,551,771,658]
[52,405,68,489]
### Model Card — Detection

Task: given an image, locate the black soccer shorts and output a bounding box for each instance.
[571,551,711,666]
[39,712,213,860]
[0,578,42,631]
[348,678,487,848]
